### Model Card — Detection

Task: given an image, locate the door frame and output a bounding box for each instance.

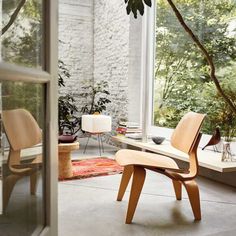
[0,0,58,235]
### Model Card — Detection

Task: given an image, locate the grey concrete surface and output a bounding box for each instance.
[0,175,44,236]
[59,138,236,236]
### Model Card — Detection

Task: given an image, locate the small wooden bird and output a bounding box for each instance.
[202,127,221,151]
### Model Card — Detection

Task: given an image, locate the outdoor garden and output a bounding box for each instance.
[153,0,236,141]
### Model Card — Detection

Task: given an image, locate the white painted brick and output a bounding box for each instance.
[59,0,142,131]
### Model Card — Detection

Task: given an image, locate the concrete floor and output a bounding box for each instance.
[59,138,236,236]
[0,174,44,236]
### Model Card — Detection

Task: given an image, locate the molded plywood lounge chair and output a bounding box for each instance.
[115,112,206,224]
[1,109,42,211]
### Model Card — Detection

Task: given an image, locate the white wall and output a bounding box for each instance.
[128,17,142,123]
[59,0,142,127]
[93,0,142,127]
[93,0,129,128]
[59,0,94,111]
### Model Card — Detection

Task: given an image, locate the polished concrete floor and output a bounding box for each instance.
[59,138,236,236]
[0,174,44,236]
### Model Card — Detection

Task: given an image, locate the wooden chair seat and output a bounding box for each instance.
[115,112,206,224]
[11,155,42,175]
[116,149,179,171]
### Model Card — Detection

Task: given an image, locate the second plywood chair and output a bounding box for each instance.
[1,109,42,211]
[115,112,206,223]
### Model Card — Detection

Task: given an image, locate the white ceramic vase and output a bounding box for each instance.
[221,142,233,162]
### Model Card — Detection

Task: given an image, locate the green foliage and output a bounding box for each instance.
[58,75,111,134]
[124,0,152,18]
[58,60,70,87]
[80,81,111,114]
[58,94,79,135]
[2,0,42,68]
[0,1,44,127]
[153,0,236,139]
[201,70,236,141]
[58,60,79,135]
[1,81,44,127]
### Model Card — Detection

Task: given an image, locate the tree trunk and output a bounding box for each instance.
[1,0,26,36]
[166,0,236,114]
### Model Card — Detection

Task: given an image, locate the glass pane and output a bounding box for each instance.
[153,0,236,138]
[0,80,45,235]
[0,0,43,69]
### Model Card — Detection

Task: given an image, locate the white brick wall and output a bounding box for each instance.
[93,0,130,128]
[59,0,94,112]
[59,0,142,129]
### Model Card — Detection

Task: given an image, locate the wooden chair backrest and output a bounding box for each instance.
[2,109,42,151]
[171,112,206,155]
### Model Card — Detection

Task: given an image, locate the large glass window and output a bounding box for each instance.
[0,0,58,235]
[0,81,45,235]
[1,0,43,69]
[153,0,236,139]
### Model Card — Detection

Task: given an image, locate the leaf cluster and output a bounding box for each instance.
[58,94,79,135]
[58,60,70,87]
[58,60,79,135]
[201,75,236,141]
[1,0,42,67]
[80,81,111,114]
[124,0,151,18]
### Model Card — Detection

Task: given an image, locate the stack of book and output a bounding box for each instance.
[116,121,142,139]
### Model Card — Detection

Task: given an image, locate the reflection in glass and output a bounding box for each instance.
[1,0,43,69]
[0,81,45,235]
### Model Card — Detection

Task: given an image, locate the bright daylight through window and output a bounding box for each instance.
[153,0,236,141]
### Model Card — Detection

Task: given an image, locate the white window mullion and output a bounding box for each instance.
[141,5,155,142]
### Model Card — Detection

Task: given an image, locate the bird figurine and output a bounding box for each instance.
[202,127,221,152]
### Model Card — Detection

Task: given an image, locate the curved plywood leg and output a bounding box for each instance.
[172,180,182,200]
[3,174,21,211]
[30,172,38,195]
[126,166,146,224]
[117,166,133,201]
[183,180,201,220]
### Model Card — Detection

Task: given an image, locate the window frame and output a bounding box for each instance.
[0,1,58,235]
[141,2,172,141]
[142,2,214,149]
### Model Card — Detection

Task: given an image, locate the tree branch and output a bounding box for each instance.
[166,0,236,114]
[1,0,26,36]
[126,0,236,113]
[163,57,186,100]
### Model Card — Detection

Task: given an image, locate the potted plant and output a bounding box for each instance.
[58,60,80,143]
[79,80,111,114]
[58,62,111,141]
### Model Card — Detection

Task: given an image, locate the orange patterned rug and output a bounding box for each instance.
[60,157,123,181]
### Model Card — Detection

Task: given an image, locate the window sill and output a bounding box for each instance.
[112,135,236,173]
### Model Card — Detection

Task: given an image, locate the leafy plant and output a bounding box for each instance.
[2,0,43,68]
[202,75,236,142]
[58,60,79,135]
[80,80,111,114]
[124,0,152,18]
